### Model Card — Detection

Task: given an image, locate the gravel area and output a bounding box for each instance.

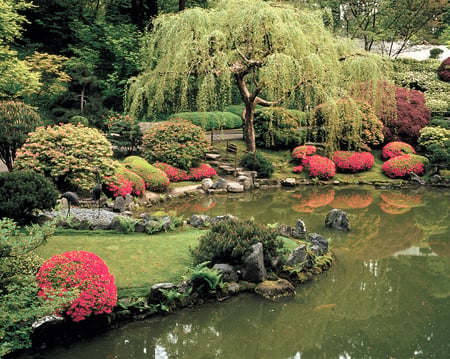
[42,208,121,226]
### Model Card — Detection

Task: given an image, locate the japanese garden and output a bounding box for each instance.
[0,0,449,358]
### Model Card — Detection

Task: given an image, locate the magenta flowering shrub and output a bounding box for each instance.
[104,164,145,197]
[381,154,426,178]
[382,141,416,159]
[155,162,217,182]
[188,164,217,181]
[307,155,336,180]
[36,251,117,322]
[292,145,317,165]
[332,151,374,173]
[293,165,304,173]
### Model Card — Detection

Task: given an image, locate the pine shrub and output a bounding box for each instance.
[240,152,274,178]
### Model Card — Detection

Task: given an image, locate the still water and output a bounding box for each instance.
[34,186,450,359]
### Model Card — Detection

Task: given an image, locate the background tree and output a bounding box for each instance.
[0,101,41,171]
[126,0,391,152]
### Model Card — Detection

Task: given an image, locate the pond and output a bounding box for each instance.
[28,185,450,358]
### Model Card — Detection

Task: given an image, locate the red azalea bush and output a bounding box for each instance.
[293,165,303,173]
[437,56,450,82]
[292,145,317,165]
[332,151,374,173]
[36,251,117,322]
[188,164,217,181]
[381,154,426,178]
[382,141,416,159]
[104,164,145,197]
[155,162,190,182]
[307,155,336,180]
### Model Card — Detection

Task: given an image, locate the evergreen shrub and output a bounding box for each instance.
[429,116,450,129]
[124,156,169,192]
[382,141,416,159]
[68,116,89,126]
[381,154,427,178]
[332,151,374,173]
[307,155,336,180]
[437,56,450,82]
[240,152,274,178]
[0,171,58,222]
[190,219,286,268]
[36,251,117,322]
[167,111,242,130]
[254,107,307,149]
[142,119,209,170]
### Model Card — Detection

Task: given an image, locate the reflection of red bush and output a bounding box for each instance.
[331,192,373,209]
[379,202,411,215]
[380,191,422,208]
[292,189,335,212]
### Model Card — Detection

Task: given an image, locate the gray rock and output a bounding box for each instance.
[227,183,244,193]
[242,242,266,283]
[278,224,293,237]
[286,244,308,266]
[236,175,252,190]
[134,221,147,233]
[292,219,307,239]
[213,263,239,282]
[212,214,238,224]
[430,174,442,184]
[308,233,329,255]
[201,178,214,190]
[280,178,296,187]
[148,283,176,303]
[190,214,211,228]
[325,208,350,231]
[113,196,126,213]
[32,315,64,329]
[409,172,425,185]
[212,178,228,190]
[226,282,241,295]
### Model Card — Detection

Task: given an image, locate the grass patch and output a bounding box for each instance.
[34,227,205,297]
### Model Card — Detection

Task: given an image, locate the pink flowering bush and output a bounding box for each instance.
[382,141,416,159]
[36,251,117,322]
[292,145,317,165]
[332,151,374,173]
[104,164,145,197]
[381,154,427,178]
[292,165,304,173]
[307,155,336,180]
[188,164,217,181]
[155,162,217,182]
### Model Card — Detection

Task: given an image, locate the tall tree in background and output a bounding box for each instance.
[126,0,391,153]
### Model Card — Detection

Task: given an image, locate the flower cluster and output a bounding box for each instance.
[104,174,133,197]
[36,251,117,322]
[292,145,317,165]
[188,164,217,181]
[382,141,416,160]
[307,155,336,180]
[102,112,136,129]
[332,151,374,173]
[381,154,425,178]
[292,165,304,173]
[155,162,217,182]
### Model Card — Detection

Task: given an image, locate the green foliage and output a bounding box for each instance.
[68,115,89,126]
[430,48,444,59]
[142,119,210,170]
[240,152,274,178]
[0,171,58,223]
[429,116,450,129]
[14,123,116,192]
[123,156,169,192]
[113,216,138,233]
[184,262,223,297]
[106,120,143,158]
[0,100,41,171]
[190,219,286,268]
[254,107,307,149]
[419,126,450,170]
[167,111,242,130]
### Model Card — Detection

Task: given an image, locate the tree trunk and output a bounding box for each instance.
[131,0,144,29]
[243,102,256,153]
[179,0,186,11]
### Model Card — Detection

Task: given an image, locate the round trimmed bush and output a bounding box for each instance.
[36,251,117,322]
[14,123,115,192]
[332,151,374,173]
[381,154,427,178]
[104,164,145,197]
[382,141,416,159]
[124,156,169,192]
[142,119,209,170]
[437,56,450,82]
[167,111,242,130]
[292,145,317,165]
[0,171,58,222]
[307,155,336,180]
[240,152,274,178]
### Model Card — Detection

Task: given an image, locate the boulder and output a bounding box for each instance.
[242,242,266,283]
[212,178,228,190]
[254,279,295,300]
[211,214,238,224]
[429,174,442,184]
[292,219,307,239]
[286,244,308,266]
[201,178,214,190]
[213,263,239,282]
[280,178,296,187]
[148,282,176,304]
[236,175,252,190]
[227,183,244,193]
[113,196,126,213]
[308,233,329,255]
[409,172,425,185]
[278,224,293,237]
[190,214,211,228]
[325,208,350,231]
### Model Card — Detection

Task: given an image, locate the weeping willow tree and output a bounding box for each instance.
[125,0,393,153]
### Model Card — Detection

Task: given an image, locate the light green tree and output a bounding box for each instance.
[125,0,391,152]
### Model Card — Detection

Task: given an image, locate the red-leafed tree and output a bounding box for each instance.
[437,57,450,82]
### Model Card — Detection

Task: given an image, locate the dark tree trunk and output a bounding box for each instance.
[131,0,145,29]
[179,0,186,11]
[243,102,256,153]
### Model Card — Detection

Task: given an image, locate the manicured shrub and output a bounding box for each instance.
[292,145,317,165]
[240,152,274,178]
[312,99,384,150]
[14,123,115,192]
[155,162,190,182]
[36,251,117,322]
[68,115,89,126]
[0,171,58,223]
[382,141,416,160]
[167,111,242,130]
[124,156,169,192]
[437,56,450,82]
[383,87,431,144]
[307,155,336,180]
[332,151,374,173]
[188,163,217,181]
[190,219,286,268]
[142,119,209,170]
[429,48,444,59]
[254,107,307,149]
[381,154,427,178]
[104,164,145,197]
[429,116,450,129]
